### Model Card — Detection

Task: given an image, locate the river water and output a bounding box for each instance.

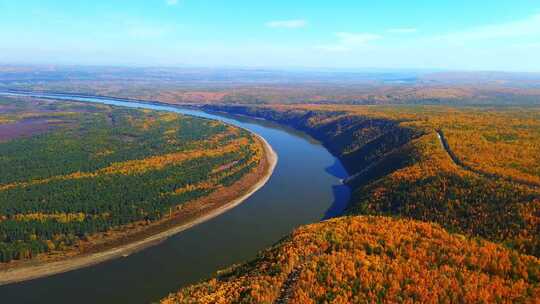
[0,92,350,304]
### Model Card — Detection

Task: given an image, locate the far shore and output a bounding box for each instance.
[0,133,277,286]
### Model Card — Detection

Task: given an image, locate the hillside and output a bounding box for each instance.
[162,216,540,303]
[2,90,540,301]
[159,103,540,303]
[202,104,540,257]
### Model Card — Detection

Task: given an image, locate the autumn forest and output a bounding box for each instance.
[162,103,540,303]
[4,0,540,302]
[1,71,540,304]
[0,97,264,264]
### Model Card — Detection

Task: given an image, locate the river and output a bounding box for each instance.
[0,91,350,303]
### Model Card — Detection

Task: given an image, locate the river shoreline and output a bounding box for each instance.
[0,133,277,286]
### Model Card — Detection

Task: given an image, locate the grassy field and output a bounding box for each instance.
[0,97,263,264]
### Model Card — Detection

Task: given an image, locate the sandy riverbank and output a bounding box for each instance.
[0,134,277,286]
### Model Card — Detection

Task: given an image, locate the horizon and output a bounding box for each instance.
[1,1,540,72]
[2,63,540,76]
[2,3,540,302]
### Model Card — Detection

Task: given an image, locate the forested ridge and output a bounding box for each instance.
[202,104,540,257]
[163,216,540,303]
[0,98,263,264]
[3,96,540,302]
[164,103,540,303]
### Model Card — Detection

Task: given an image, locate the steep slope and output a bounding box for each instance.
[162,216,540,303]
[202,104,540,257]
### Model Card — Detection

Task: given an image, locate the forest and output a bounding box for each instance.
[0,98,262,263]
[163,216,540,303]
[202,104,540,257]
[3,92,540,302]
[165,103,540,302]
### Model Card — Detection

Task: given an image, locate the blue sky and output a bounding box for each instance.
[1,0,540,71]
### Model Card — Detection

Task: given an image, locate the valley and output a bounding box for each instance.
[1,90,538,303]
[4,1,540,302]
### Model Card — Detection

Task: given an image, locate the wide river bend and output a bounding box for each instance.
[0,91,350,304]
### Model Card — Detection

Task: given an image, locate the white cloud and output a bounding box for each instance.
[388,28,417,34]
[317,32,381,52]
[266,19,307,29]
[437,13,540,42]
[166,0,178,5]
